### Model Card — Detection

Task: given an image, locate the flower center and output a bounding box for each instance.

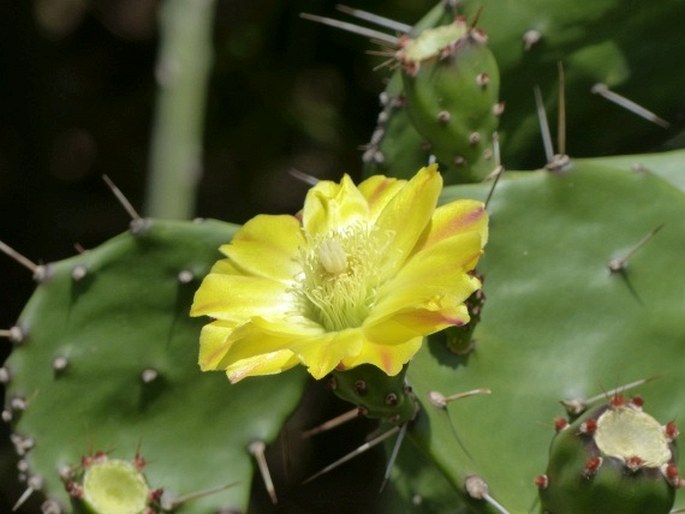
[299,224,385,331]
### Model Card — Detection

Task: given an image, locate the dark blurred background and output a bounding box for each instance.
[0,0,435,511]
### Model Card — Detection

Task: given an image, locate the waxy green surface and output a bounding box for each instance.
[4,219,308,513]
[396,151,685,512]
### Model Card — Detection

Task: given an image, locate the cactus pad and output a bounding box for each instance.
[389,150,685,512]
[2,218,308,513]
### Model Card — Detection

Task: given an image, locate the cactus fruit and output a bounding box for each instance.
[361,3,501,184]
[397,17,500,183]
[2,218,308,513]
[537,394,680,514]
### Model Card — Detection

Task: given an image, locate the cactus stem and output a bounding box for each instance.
[12,475,43,511]
[302,425,400,485]
[299,13,399,45]
[0,240,48,281]
[248,440,277,504]
[428,387,492,409]
[608,223,665,273]
[335,4,411,33]
[591,83,670,129]
[464,475,510,514]
[301,408,359,438]
[102,175,142,223]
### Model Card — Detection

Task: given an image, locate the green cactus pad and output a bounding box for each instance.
[389,151,685,512]
[3,219,308,513]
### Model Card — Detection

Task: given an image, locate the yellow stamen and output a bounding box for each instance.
[299,224,384,331]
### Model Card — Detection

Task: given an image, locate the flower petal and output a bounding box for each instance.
[341,336,423,376]
[199,319,302,381]
[287,329,365,379]
[365,232,483,346]
[364,298,472,344]
[198,319,237,371]
[372,231,484,317]
[220,214,304,283]
[225,350,301,383]
[357,175,406,221]
[415,199,488,254]
[302,174,370,236]
[375,164,442,273]
[215,316,323,366]
[190,273,295,322]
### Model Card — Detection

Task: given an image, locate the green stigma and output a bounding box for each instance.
[82,459,150,514]
[300,223,383,331]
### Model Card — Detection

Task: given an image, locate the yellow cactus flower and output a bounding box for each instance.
[191,164,488,382]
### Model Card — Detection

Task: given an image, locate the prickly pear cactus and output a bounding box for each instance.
[389,151,685,513]
[2,218,308,513]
